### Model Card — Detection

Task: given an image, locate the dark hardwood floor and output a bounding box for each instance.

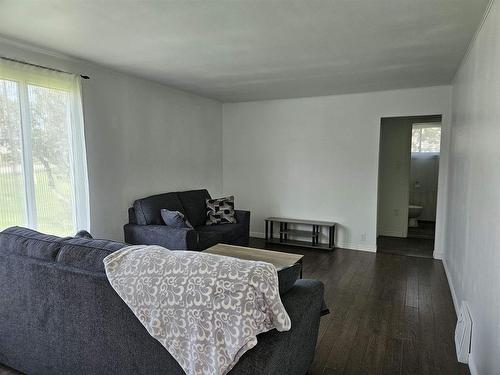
[1,238,467,375]
[407,221,436,240]
[250,238,468,375]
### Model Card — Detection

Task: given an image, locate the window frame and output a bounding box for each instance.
[411,122,442,156]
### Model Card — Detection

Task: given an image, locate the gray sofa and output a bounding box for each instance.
[0,226,325,375]
[124,189,250,250]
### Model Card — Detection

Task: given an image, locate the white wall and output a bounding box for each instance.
[410,155,439,221]
[444,0,500,373]
[223,86,452,252]
[0,39,223,241]
[377,118,412,238]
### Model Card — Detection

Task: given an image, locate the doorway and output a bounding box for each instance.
[376,115,442,258]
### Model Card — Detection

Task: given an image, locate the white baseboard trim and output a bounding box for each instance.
[437,256,480,375]
[427,255,483,375]
[337,243,377,252]
[250,231,265,238]
[433,251,444,260]
[442,256,459,317]
[250,232,376,252]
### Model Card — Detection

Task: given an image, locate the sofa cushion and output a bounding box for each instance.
[177,189,211,227]
[57,237,126,273]
[0,226,68,261]
[195,223,246,244]
[0,227,126,274]
[134,192,185,225]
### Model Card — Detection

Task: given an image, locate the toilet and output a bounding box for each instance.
[408,204,423,227]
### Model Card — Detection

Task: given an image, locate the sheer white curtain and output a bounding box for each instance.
[0,58,89,235]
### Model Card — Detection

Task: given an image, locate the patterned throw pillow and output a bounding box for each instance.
[206,196,237,225]
[161,209,193,229]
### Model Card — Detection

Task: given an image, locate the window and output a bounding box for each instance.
[411,123,441,154]
[0,59,89,236]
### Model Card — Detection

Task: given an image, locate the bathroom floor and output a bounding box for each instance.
[408,221,436,239]
[378,221,435,258]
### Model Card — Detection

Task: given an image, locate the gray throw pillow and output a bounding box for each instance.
[75,230,93,239]
[206,196,237,225]
[161,209,193,229]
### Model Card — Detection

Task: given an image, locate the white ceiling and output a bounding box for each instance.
[0,0,489,102]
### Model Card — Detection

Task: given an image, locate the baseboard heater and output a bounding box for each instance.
[455,301,473,363]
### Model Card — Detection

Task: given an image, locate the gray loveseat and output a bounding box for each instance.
[0,226,325,375]
[124,189,250,250]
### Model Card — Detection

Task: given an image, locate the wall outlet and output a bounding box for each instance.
[360,233,367,242]
[394,208,400,216]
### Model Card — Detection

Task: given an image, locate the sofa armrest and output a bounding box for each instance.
[127,207,137,224]
[123,224,198,250]
[234,210,250,225]
[232,279,325,375]
[281,279,324,319]
[234,210,250,246]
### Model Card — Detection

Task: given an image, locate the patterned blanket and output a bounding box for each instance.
[103,245,291,375]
